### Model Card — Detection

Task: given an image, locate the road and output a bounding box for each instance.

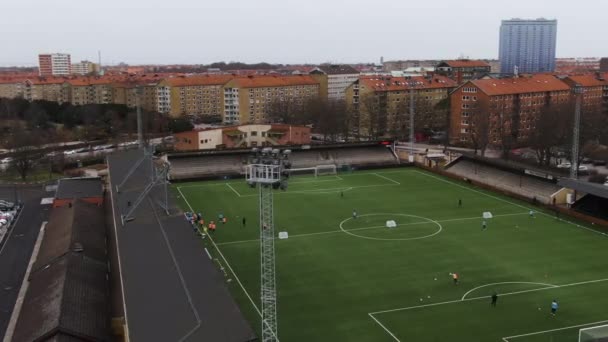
[0,187,51,341]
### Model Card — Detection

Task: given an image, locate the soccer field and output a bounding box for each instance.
[174,168,608,342]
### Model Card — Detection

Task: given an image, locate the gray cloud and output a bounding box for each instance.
[1,0,606,66]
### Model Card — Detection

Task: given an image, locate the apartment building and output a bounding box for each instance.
[499,19,557,73]
[563,73,608,114]
[222,75,320,124]
[157,75,233,118]
[435,60,492,84]
[71,60,99,75]
[450,74,571,146]
[0,78,28,99]
[112,75,165,112]
[38,53,71,76]
[26,77,70,103]
[309,65,359,101]
[345,75,457,138]
[65,78,114,105]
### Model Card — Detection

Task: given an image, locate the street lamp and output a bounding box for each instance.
[570,84,583,179]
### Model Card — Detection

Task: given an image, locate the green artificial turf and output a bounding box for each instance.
[174,168,608,342]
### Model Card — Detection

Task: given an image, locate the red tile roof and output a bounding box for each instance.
[359,75,457,91]
[565,73,608,87]
[163,75,234,87]
[438,60,491,68]
[470,74,571,96]
[228,75,319,88]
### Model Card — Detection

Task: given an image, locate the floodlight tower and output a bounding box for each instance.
[246,147,291,342]
[570,84,583,179]
[408,80,416,162]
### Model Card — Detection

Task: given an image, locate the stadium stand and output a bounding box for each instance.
[12,200,109,342]
[559,178,608,221]
[445,156,561,204]
[169,154,246,180]
[108,148,256,342]
[168,142,399,180]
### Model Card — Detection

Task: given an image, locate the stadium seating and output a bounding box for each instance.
[446,159,561,203]
[169,154,246,180]
[168,145,398,180]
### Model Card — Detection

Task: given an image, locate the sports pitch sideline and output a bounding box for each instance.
[174,168,608,342]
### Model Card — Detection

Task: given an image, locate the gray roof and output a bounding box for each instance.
[311,64,359,75]
[33,200,107,273]
[108,149,256,342]
[12,201,109,342]
[55,178,103,200]
[558,178,608,199]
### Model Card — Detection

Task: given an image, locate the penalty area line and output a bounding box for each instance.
[373,173,401,185]
[502,320,608,341]
[369,277,608,316]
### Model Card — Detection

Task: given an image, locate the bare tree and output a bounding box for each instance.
[6,130,45,181]
[360,94,384,140]
[468,101,490,156]
[526,100,573,166]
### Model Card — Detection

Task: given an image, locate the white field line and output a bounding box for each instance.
[502,320,608,341]
[369,278,608,342]
[176,187,281,341]
[412,170,608,238]
[461,281,558,300]
[204,247,212,260]
[225,183,242,197]
[368,313,401,342]
[373,173,401,185]
[369,277,608,316]
[215,212,528,246]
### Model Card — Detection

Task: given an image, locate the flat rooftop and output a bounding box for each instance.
[107,149,256,342]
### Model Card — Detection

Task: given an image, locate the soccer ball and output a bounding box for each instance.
[420,298,423,302]
[434,278,437,281]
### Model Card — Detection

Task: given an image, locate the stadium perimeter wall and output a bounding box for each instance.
[417,163,608,230]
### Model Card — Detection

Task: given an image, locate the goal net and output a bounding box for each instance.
[579,324,608,342]
[288,165,337,177]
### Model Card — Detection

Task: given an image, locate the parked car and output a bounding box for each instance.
[0,157,13,164]
[592,160,607,166]
[557,162,571,169]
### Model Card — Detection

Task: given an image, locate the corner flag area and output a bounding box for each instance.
[175,168,608,342]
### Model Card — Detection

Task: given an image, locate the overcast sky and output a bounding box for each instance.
[1,0,606,66]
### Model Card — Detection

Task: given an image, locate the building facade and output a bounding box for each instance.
[499,19,557,74]
[157,75,233,119]
[450,74,571,146]
[563,73,608,115]
[38,53,71,76]
[600,58,608,72]
[309,65,359,101]
[173,124,311,150]
[435,60,491,84]
[345,75,457,138]
[71,60,98,75]
[222,75,320,124]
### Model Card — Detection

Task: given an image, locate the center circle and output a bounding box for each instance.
[339,213,442,241]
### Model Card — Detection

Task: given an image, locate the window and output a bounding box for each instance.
[251,131,258,136]
[460,128,469,133]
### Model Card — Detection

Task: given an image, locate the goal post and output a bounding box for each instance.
[315,164,337,176]
[579,324,608,342]
[287,165,337,178]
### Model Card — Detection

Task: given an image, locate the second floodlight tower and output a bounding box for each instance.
[246,147,291,342]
